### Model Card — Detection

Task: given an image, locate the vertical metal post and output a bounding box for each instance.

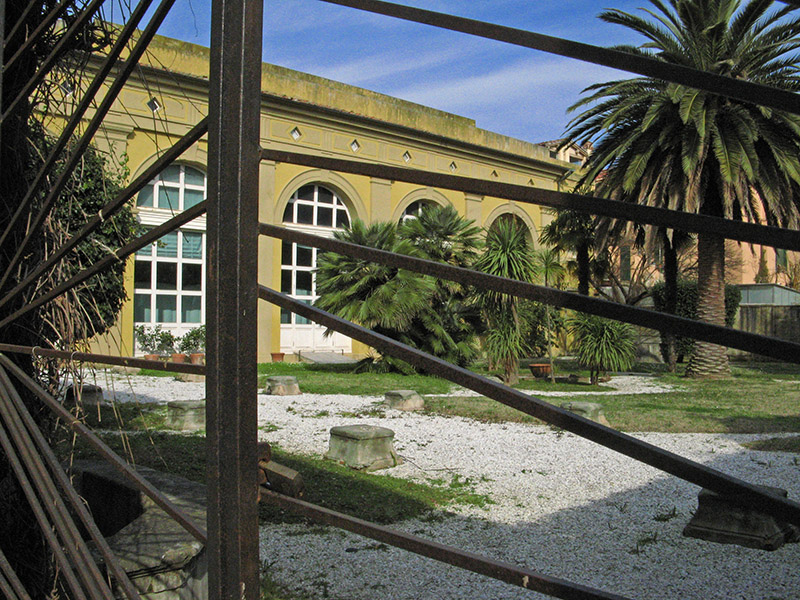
[207,0,263,597]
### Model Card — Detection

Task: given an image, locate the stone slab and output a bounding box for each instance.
[384,390,424,411]
[560,401,610,427]
[683,486,800,550]
[65,382,104,406]
[265,375,301,395]
[325,424,401,471]
[166,400,206,432]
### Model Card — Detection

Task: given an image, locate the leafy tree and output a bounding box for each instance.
[474,218,536,384]
[564,0,800,378]
[569,313,637,384]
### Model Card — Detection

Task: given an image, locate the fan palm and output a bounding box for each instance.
[539,209,593,295]
[565,0,800,377]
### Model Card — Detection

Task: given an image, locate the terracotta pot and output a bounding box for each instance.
[271,352,285,363]
[528,363,552,378]
[144,353,160,362]
[190,353,205,365]
[171,353,187,363]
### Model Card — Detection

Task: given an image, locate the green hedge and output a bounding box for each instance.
[651,280,741,360]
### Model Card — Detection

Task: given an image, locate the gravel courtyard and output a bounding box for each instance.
[104,373,800,600]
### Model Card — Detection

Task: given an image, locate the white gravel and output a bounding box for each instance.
[98,372,800,600]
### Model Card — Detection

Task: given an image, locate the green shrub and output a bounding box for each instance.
[568,313,636,384]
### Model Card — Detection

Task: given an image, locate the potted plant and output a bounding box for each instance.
[135,325,163,360]
[179,325,205,365]
[153,327,178,359]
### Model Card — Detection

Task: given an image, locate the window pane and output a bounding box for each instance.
[157,232,178,257]
[156,295,177,323]
[137,186,154,207]
[182,232,203,259]
[184,188,204,209]
[184,166,205,186]
[297,185,314,201]
[281,270,292,293]
[158,187,178,210]
[182,264,202,291]
[297,203,313,224]
[317,206,333,227]
[134,261,151,289]
[161,165,181,183]
[282,200,294,223]
[281,241,292,265]
[156,263,177,290]
[336,210,349,228]
[136,241,153,257]
[280,308,291,324]
[134,294,151,322]
[295,300,311,324]
[181,296,202,323]
[317,187,333,204]
[296,271,312,296]
[296,246,313,267]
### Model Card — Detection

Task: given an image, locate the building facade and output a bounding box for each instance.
[65,35,578,361]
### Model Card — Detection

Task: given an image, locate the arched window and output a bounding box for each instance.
[279,185,351,349]
[133,164,206,336]
[136,164,206,211]
[400,199,436,223]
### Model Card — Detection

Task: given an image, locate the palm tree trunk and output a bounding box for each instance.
[577,241,590,296]
[661,230,678,373]
[686,232,730,377]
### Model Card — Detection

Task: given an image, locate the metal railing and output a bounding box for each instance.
[1,0,799,598]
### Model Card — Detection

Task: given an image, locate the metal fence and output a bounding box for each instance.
[1,0,799,598]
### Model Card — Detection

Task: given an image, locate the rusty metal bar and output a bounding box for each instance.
[0,545,32,600]
[316,0,800,116]
[0,375,114,600]
[0,366,142,599]
[0,354,208,544]
[0,117,209,313]
[260,489,630,600]
[0,0,177,293]
[0,343,206,374]
[0,200,206,331]
[3,0,80,71]
[260,149,800,253]
[0,0,155,275]
[0,0,107,122]
[258,285,800,527]
[259,223,800,363]
[0,414,89,600]
[206,0,263,594]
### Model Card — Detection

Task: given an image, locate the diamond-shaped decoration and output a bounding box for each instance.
[449,161,457,172]
[350,139,361,153]
[146,97,162,113]
[402,151,412,163]
[491,170,499,178]
[290,127,302,141]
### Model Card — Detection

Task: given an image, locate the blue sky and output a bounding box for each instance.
[145,0,648,143]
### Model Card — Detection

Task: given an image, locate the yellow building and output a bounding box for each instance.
[71,35,574,362]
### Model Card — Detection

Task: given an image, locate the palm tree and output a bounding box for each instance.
[564,0,800,378]
[539,210,593,296]
[474,217,536,384]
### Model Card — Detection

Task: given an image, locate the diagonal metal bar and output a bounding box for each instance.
[0,343,206,375]
[0,374,114,600]
[0,117,208,313]
[0,0,155,271]
[260,149,800,252]
[206,0,263,595]
[3,0,79,72]
[0,545,33,600]
[259,224,800,363]
[0,412,89,600]
[260,489,631,600]
[317,0,800,116]
[0,366,141,599]
[0,0,177,294]
[0,201,206,331]
[0,353,208,544]
[258,285,800,528]
[0,0,107,122]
